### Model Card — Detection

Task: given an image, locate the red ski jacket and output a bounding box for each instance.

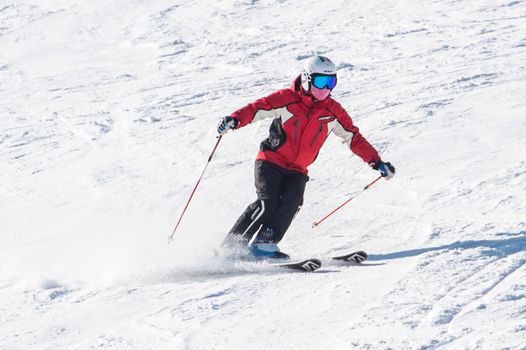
[231,76,381,174]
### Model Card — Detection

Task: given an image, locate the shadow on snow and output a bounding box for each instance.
[368,231,526,261]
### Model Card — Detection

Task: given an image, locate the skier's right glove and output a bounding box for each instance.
[217,116,238,135]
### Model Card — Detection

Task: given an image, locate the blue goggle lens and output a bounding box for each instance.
[312,75,337,90]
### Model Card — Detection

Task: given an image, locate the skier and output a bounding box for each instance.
[217,56,395,259]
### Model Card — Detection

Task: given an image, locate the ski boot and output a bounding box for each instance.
[251,227,290,260]
[251,242,290,260]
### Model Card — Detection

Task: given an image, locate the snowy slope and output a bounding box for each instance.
[1,0,526,349]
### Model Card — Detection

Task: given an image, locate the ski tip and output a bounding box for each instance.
[332,250,368,263]
[309,258,322,265]
[279,258,322,272]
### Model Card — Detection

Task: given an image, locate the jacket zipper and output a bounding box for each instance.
[293,118,299,143]
[303,105,315,145]
[306,108,313,120]
[310,124,324,147]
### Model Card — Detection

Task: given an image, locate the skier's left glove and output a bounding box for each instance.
[370,160,395,180]
[217,116,239,135]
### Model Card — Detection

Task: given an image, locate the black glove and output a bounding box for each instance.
[217,116,238,135]
[370,160,395,180]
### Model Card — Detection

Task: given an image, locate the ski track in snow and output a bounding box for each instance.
[1,0,526,349]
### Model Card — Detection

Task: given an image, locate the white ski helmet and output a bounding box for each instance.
[301,56,337,91]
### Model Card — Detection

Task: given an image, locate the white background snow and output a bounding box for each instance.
[1,0,526,349]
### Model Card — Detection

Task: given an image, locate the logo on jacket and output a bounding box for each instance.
[317,115,332,121]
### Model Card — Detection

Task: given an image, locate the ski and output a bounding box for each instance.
[332,250,368,264]
[277,258,322,272]
[216,248,322,272]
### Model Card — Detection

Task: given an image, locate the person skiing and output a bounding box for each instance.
[217,56,395,259]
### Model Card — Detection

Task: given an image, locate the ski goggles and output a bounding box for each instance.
[311,74,337,90]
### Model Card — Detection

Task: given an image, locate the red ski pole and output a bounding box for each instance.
[168,136,223,242]
[312,175,383,228]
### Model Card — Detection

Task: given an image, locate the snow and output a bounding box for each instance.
[1,0,526,349]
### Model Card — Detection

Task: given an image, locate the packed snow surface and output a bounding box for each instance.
[1,0,526,349]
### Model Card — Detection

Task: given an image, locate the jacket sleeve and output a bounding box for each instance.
[230,89,298,128]
[329,100,381,164]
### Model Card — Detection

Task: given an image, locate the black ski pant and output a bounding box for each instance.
[227,160,309,244]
